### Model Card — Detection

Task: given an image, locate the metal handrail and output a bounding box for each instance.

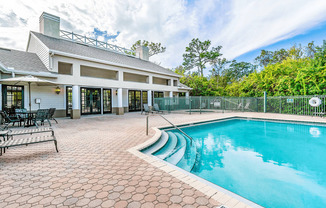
[146,114,194,146]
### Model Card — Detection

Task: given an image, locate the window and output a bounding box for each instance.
[153,77,169,85]
[173,80,178,86]
[152,91,164,105]
[80,65,118,80]
[123,72,148,83]
[2,85,24,112]
[58,62,73,75]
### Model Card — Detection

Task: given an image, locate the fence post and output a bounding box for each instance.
[189,96,191,115]
[264,91,267,113]
[279,96,282,114]
[199,96,202,114]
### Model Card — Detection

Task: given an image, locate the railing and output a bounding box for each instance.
[59,30,135,56]
[146,114,194,146]
[154,94,326,117]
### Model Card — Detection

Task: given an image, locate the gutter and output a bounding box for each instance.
[0,62,58,78]
[49,49,182,78]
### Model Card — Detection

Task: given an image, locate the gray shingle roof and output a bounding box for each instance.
[0,47,49,73]
[31,31,179,77]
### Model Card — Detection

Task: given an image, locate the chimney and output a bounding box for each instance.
[136,46,149,61]
[39,12,60,38]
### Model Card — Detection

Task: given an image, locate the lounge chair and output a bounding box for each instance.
[244,102,251,111]
[153,104,163,114]
[142,104,152,115]
[0,127,58,156]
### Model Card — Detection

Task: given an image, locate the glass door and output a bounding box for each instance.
[128,90,141,111]
[66,86,72,116]
[103,89,112,113]
[2,85,24,113]
[81,88,101,115]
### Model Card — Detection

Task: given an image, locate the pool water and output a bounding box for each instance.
[170,119,326,208]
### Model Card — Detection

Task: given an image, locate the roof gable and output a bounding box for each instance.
[0,47,49,73]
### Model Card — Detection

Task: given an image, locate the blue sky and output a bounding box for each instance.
[1,0,326,69]
[237,21,326,63]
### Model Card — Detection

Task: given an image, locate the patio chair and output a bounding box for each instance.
[47,108,58,124]
[33,109,51,128]
[0,111,20,127]
[153,104,163,114]
[15,108,28,126]
[142,104,153,115]
[244,102,251,111]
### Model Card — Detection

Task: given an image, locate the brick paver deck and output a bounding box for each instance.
[1,112,325,207]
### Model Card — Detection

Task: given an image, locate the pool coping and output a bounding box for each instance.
[128,115,326,208]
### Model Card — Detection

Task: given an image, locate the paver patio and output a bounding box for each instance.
[1,112,325,207]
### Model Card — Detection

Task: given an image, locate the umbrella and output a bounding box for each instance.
[0,75,59,112]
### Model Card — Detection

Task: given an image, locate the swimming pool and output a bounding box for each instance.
[142,118,326,208]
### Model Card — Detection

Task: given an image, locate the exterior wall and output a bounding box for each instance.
[24,84,65,111]
[52,55,180,92]
[27,34,50,70]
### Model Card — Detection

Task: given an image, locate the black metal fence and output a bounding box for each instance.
[154,95,326,117]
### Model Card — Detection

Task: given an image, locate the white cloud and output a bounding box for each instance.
[0,0,326,70]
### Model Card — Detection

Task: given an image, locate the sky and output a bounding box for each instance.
[1,0,326,69]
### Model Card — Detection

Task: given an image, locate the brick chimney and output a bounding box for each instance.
[136,46,149,61]
[39,12,60,38]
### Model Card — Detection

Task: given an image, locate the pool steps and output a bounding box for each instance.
[143,130,197,172]
[165,132,187,165]
[142,131,169,154]
[153,132,178,159]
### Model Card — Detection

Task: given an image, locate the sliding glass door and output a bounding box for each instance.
[128,90,141,111]
[81,88,101,115]
[103,89,112,113]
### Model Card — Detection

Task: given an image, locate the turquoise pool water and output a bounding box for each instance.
[169,119,326,208]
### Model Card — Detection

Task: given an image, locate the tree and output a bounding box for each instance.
[182,38,222,76]
[131,40,166,57]
[209,57,229,78]
[223,60,256,82]
[255,49,289,67]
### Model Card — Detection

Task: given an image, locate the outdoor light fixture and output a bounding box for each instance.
[55,86,61,94]
[115,90,118,95]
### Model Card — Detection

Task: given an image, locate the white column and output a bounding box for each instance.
[72,85,79,110]
[170,79,174,86]
[71,85,81,119]
[148,90,152,106]
[169,91,173,98]
[149,75,153,84]
[186,92,190,105]
[118,71,123,81]
[117,88,123,107]
[116,88,124,115]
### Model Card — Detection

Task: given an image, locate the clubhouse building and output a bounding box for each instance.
[0,12,191,118]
